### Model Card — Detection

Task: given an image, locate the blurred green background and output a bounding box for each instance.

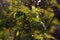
[0,0,60,40]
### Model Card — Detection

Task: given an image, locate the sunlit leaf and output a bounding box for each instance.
[16,31,19,36]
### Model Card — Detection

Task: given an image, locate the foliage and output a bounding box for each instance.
[0,0,60,40]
